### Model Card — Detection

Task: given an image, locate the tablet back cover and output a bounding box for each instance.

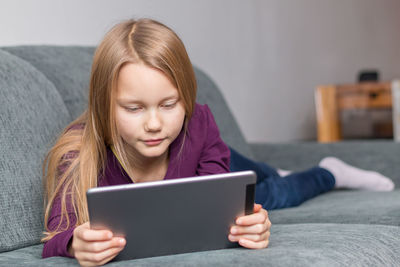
[87,171,256,260]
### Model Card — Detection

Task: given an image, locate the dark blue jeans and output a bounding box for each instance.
[229,148,335,210]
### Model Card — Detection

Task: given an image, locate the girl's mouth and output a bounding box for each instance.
[144,138,164,146]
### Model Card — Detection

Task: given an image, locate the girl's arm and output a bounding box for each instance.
[42,158,126,264]
[196,106,271,249]
[196,105,231,175]
[43,198,125,265]
[42,156,78,258]
[42,195,77,258]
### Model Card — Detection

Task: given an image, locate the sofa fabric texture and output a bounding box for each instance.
[0,49,71,252]
[0,46,399,266]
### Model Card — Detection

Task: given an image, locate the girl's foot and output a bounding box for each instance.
[319,157,395,191]
[277,169,292,177]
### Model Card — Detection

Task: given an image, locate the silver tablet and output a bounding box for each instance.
[86,170,256,261]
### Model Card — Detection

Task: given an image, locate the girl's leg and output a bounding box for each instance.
[254,168,334,210]
[230,148,395,210]
[229,148,280,182]
[229,148,335,210]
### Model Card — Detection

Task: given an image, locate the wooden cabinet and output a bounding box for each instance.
[315,82,392,142]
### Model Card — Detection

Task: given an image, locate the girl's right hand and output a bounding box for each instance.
[68,222,126,266]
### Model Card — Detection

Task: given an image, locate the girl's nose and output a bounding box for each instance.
[145,110,162,132]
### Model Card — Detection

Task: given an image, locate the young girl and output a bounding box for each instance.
[42,18,270,265]
[42,18,394,266]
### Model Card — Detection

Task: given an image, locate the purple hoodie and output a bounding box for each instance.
[42,103,231,258]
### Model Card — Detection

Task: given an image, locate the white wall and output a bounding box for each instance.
[1,0,400,142]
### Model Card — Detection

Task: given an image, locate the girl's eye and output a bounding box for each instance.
[125,106,142,113]
[161,102,176,109]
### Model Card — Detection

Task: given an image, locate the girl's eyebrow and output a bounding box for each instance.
[116,98,142,105]
[161,95,180,102]
[117,95,179,105]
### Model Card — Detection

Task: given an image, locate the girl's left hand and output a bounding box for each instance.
[228,204,271,249]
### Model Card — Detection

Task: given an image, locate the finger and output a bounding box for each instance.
[77,260,97,267]
[231,223,268,235]
[85,237,126,253]
[77,259,103,267]
[236,209,268,226]
[91,246,125,265]
[76,228,114,242]
[229,231,270,243]
[266,218,272,231]
[97,248,124,266]
[80,246,125,265]
[238,238,269,249]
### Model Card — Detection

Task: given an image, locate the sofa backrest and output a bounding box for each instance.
[3,46,93,121]
[3,46,253,158]
[193,68,253,158]
[0,46,252,251]
[0,49,71,252]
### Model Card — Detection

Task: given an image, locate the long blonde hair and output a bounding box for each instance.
[42,18,197,241]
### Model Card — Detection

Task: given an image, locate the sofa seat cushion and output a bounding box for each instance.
[0,49,71,252]
[269,189,400,226]
[1,223,399,266]
[263,223,400,266]
[0,244,76,266]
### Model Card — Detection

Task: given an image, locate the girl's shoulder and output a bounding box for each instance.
[191,103,214,123]
[186,103,220,138]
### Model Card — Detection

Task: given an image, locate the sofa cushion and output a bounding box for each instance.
[2,46,94,121]
[269,189,400,226]
[1,224,399,266]
[0,244,77,266]
[263,223,400,266]
[0,49,71,252]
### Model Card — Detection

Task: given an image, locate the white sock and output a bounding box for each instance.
[277,168,292,177]
[319,157,394,191]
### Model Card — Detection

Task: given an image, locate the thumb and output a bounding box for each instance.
[253,203,262,213]
[81,221,90,229]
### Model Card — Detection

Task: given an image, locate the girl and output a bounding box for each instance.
[42,18,270,266]
[42,18,394,266]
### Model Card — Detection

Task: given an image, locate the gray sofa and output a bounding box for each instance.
[1,46,399,266]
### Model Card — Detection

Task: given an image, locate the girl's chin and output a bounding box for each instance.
[138,147,168,159]
[122,141,169,160]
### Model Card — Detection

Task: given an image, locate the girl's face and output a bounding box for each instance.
[115,63,186,161]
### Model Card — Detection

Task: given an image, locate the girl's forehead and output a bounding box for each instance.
[116,63,179,102]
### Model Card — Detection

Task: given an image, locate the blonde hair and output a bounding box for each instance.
[42,18,197,241]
